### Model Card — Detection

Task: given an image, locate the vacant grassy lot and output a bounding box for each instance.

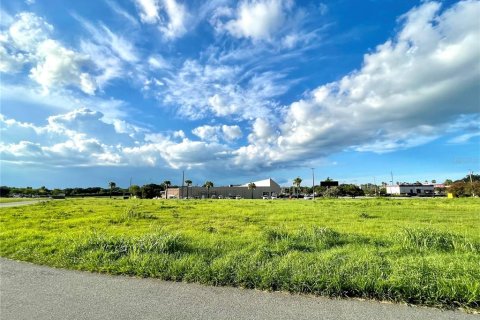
[1,198,479,309]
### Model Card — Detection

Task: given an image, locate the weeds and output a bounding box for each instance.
[395,228,480,253]
[71,231,189,261]
[112,205,157,223]
[359,212,374,219]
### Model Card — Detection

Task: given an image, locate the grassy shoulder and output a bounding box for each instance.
[0,197,42,203]
[0,198,479,310]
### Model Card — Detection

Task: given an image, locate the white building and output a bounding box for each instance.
[386,184,434,196]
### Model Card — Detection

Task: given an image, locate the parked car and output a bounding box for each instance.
[304,195,313,200]
[235,195,242,199]
[218,195,224,199]
[262,195,269,199]
[271,195,277,199]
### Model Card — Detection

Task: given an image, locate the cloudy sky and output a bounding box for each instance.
[1,0,479,188]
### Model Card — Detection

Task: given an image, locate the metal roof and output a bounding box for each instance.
[241,178,280,188]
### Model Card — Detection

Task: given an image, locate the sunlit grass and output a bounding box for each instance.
[0,197,41,203]
[0,198,479,309]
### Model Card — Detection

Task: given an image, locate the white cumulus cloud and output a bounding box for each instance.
[192,124,243,142]
[30,39,96,95]
[8,12,52,51]
[224,0,289,41]
[2,12,98,95]
[222,125,242,141]
[234,0,480,167]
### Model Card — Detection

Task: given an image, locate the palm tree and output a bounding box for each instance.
[293,177,302,197]
[185,179,192,199]
[163,180,171,199]
[248,182,256,199]
[108,181,116,198]
[203,181,214,198]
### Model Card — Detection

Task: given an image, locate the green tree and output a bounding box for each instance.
[163,180,171,199]
[0,186,11,197]
[203,181,214,198]
[51,188,63,196]
[338,184,364,198]
[38,186,49,196]
[460,174,480,183]
[323,186,340,198]
[248,182,256,199]
[129,185,141,198]
[444,179,453,186]
[141,184,163,199]
[293,177,302,197]
[464,181,480,197]
[185,179,192,199]
[449,181,466,197]
[108,181,116,198]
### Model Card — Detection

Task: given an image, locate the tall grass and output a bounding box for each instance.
[395,228,479,253]
[0,198,479,310]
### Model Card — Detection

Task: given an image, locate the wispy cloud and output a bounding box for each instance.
[105,0,139,26]
[161,59,291,120]
[133,0,189,40]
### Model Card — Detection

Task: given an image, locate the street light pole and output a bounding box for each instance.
[311,168,315,200]
[469,170,475,197]
[182,170,185,199]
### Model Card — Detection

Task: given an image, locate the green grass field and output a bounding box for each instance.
[1,198,479,310]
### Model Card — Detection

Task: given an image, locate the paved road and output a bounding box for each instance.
[1,258,477,320]
[0,200,44,208]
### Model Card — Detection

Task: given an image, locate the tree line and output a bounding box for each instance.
[0,184,172,199]
[1,174,478,199]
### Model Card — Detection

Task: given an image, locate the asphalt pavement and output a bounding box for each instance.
[0,200,45,208]
[1,258,477,320]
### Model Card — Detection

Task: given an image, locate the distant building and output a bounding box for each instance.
[166,178,282,199]
[386,184,434,196]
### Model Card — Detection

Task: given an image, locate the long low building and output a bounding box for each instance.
[163,178,282,199]
[386,184,434,196]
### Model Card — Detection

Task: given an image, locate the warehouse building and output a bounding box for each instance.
[164,178,282,199]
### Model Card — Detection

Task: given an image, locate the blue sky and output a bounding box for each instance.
[1,0,479,188]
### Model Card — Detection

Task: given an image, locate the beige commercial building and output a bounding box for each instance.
[386,184,434,196]
[164,178,282,199]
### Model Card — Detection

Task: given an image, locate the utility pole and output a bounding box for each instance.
[311,168,315,200]
[469,170,475,197]
[374,176,377,197]
[182,170,185,199]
